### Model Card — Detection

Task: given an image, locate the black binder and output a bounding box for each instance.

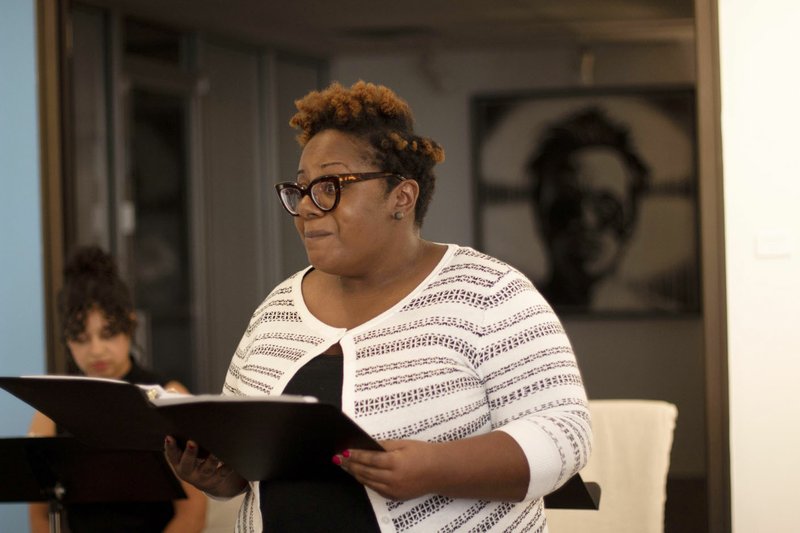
[0,375,600,509]
[0,376,381,483]
[0,376,173,451]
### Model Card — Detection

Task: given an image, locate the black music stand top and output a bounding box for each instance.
[0,436,185,505]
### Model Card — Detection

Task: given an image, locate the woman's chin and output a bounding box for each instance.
[306,251,343,274]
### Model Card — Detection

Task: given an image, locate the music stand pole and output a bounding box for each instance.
[45,481,65,533]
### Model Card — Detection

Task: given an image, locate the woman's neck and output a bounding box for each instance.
[302,240,447,330]
[335,237,439,295]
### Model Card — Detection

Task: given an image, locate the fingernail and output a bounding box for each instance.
[164,436,173,446]
[332,455,342,465]
[187,442,196,451]
[342,450,351,458]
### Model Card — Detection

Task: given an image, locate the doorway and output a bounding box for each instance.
[67,8,199,388]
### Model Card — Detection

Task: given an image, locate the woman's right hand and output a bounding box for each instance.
[164,436,249,498]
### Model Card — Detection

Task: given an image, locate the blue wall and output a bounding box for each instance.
[0,0,47,527]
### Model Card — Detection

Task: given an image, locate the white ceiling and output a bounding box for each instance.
[86,0,695,57]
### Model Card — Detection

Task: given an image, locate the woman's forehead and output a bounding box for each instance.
[298,130,371,172]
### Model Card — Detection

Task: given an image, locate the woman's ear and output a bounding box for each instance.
[391,179,419,217]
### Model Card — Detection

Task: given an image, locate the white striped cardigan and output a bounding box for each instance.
[224,244,591,532]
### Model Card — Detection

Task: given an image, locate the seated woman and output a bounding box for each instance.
[28,245,207,533]
[167,81,592,532]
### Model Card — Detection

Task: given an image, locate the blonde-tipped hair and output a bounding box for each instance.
[290,80,444,225]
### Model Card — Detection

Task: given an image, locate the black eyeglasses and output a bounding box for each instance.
[275,172,405,216]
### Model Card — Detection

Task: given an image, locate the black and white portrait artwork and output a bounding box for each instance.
[473,88,700,315]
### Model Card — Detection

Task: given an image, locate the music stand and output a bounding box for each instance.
[0,436,185,533]
[543,473,601,510]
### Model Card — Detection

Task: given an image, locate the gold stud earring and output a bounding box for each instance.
[393,212,404,220]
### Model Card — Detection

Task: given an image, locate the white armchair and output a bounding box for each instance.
[546,399,678,533]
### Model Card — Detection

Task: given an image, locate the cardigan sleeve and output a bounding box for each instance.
[477,269,592,501]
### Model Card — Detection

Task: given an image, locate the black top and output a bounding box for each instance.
[259,355,381,533]
[60,358,176,532]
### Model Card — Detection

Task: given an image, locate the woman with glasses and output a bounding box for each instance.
[167,80,591,532]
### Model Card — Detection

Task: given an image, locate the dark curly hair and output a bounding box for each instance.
[290,80,445,226]
[59,246,136,342]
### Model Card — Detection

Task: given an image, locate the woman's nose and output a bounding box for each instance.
[296,194,322,218]
[87,336,104,355]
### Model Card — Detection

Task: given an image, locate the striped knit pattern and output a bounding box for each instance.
[224,245,591,532]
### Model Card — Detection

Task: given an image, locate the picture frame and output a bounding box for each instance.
[472,86,700,316]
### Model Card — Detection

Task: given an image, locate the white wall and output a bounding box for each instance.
[719,1,800,531]
[332,41,706,478]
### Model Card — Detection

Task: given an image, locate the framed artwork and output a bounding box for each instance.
[472,87,700,315]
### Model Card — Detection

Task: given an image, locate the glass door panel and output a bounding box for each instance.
[127,88,194,388]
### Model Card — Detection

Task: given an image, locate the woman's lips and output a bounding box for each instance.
[304,230,331,239]
[90,362,108,373]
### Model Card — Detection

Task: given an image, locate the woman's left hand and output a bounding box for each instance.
[334,439,439,501]
[335,432,530,503]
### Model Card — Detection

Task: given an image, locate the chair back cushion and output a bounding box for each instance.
[546,399,678,533]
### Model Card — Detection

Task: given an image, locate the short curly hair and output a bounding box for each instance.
[290,80,445,225]
[59,246,136,342]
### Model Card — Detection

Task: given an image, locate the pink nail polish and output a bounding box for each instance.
[342,450,351,458]
[332,455,342,465]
